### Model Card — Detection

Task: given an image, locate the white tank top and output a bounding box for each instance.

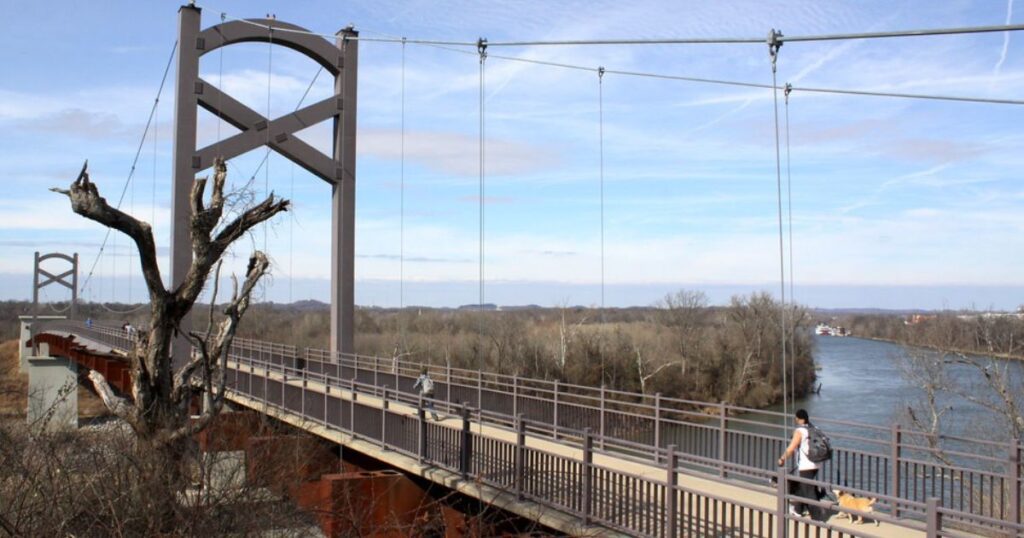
[796,426,820,471]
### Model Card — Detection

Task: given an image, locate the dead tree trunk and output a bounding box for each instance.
[52,158,289,445]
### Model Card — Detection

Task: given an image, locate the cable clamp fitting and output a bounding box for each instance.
[784,82,792,103]
[598,66,605,81]
[767,29,783,72]
[477,37,488,62]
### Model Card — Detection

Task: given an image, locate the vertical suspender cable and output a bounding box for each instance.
[129,132,135,304]
[478,39,487,310]
[768,30,789,432]
[152,66,159,246]
[264,24,274,259]
[598,67,606,320]
[598,66,607,382]
[288,164,295,303]
[784,83,796,404]
[400,38,407,311]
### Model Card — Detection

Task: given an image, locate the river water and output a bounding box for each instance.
[764,335,1021,449]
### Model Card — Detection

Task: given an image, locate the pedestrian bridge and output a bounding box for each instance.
[23,320,1024,538]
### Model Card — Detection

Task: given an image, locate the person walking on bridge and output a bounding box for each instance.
[413,367,440,421]
[778,409,821,518]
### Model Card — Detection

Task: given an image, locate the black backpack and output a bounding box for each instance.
[805,424,833,463]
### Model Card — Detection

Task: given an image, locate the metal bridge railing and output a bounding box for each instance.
[30,321,1024,537]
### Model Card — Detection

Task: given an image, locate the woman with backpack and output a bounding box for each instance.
[778,409,829,518]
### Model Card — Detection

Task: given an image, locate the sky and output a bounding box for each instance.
[1,0,1022,310]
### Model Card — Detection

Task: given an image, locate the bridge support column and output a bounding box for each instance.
[300,470,429,538]
[19,316,64,373]
[194,411,265,491]
[25,354,78,430]
[330,27,358,357]
[247,434,338,497]
[169,4,201,372]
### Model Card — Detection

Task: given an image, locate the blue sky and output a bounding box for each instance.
[2,1,1022,310]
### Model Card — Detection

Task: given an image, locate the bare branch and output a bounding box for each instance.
[87,370,136,426]
[52,161,166,301]
[167,252,272,444]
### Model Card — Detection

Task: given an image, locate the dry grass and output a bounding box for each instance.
[0,340,25,417]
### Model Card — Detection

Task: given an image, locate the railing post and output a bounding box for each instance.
[477,369,483,409]
[512,375,518,417]
[718,401,728,478]
[553,380,560,439]
[925,497,941,537]
[599,384,606,450]
[776,465,788,538]
[280,368,288,407]
[1010,438,1021,527]
[418,395,427,463]
[446,364,452,404]
[891,423,902,518]
[323,384,329,427]
[665,444,678,538]
[582,427,593,524]
[381,385,389,449]
[654,392,662,455]
[301,371,307,416]
[516,414,526,500]
[460,403,471,479]
[350,375,357,439]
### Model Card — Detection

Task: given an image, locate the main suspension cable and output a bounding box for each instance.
[79,40,178,298]
[213,10,1024,48]
[203,9,1024,106]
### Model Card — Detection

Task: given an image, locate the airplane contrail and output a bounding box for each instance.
[994,0,1015,75]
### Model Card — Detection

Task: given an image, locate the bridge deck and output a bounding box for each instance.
[227,360,925,538]
[31,323,1012,538]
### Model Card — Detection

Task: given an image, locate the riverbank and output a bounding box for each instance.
[851,334,1024,362]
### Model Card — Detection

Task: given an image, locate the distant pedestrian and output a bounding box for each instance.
[412,367,440,421]
[123,321,135,340]
[778,409,822,518]
[85,317,93,328]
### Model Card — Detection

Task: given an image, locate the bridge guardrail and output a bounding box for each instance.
[32,321,1023,537]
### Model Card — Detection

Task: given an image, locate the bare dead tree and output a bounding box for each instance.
[658,289,708,378]
[898,348,955,465]
[51,158,289,447]
[633,342,674,395]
